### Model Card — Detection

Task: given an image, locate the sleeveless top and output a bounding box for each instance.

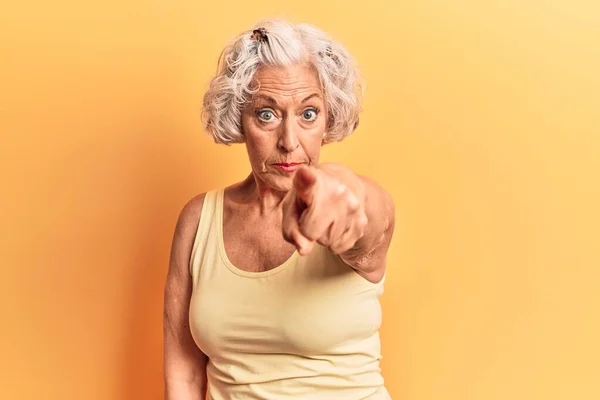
[188,189,390,399]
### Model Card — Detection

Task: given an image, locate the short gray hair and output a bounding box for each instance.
[201,20,364,145]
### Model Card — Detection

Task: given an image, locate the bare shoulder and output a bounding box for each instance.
[169,193,208,269]
[176,193,208,233]
[164,192,208,313]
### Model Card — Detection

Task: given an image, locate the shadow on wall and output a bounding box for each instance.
[117,117,218,399]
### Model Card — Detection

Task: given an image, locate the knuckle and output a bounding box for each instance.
[344,191,361,211]
[358,213,368,227]
[332,184,347,199]
[355,225,366,238]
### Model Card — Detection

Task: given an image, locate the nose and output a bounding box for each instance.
[277,117,300,152]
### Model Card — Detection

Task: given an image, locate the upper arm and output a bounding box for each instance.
[163,193,208,391]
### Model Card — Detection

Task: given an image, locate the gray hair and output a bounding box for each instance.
[201,19,364,145]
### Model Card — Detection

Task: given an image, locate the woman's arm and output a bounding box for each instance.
[163,194,208,400]
[282,164,395,283]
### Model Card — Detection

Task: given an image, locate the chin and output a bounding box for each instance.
[258,171,294,193]
[271,176,294,192]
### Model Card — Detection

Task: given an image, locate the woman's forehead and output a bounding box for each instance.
[251,65,323,105]
[254,65,320,89]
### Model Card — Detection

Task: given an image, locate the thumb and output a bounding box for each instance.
[293,166,319,206]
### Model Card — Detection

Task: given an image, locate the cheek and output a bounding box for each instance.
[244,128,277,167]
[246,138,266,161]
[301,131,324,162]
[306,123,326,147]
[248,130,277,154]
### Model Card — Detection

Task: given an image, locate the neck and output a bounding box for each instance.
[238,172,289,216]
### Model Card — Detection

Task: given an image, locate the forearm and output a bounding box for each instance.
[163,338,208,400]
[352,177,394,253]
[165,378,207,400]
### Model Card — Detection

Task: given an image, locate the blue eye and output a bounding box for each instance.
[257,109,275,122]
[302,108,318,121]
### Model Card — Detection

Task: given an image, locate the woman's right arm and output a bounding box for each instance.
[163,194,208,400]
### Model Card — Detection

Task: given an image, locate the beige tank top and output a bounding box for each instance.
[189,189,390,399]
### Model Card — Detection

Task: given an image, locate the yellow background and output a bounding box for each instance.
[1,1,599,399]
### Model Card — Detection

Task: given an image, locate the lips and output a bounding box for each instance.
[273,162,303,173]
[274,163,301,167]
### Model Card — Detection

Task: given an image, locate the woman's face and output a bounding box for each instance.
[242,64,327,193]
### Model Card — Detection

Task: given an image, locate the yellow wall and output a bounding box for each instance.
[1,1,599,399]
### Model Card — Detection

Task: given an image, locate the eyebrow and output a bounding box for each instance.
[252,93,322,106]
[253,94,278,105]
[301,93,322,103]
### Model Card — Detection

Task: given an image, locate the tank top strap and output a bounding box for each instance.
[189,189,221,280]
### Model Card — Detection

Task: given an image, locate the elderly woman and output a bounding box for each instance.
[163,20,395,400]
